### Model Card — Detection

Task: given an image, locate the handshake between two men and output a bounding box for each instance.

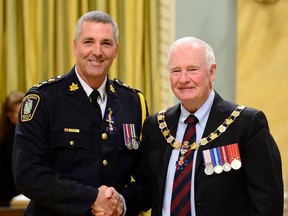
[91,186,124,216]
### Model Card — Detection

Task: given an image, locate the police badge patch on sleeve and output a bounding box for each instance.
[21,94,40,122]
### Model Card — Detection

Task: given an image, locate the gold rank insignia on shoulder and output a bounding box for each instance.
[113,78,136,93]
[21,94,40,122]
[109,84,115,93]
[34,75,63,88]
[69,82,79,91]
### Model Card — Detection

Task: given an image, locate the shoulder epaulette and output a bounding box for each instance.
[113,78,147,140]
[113,78,140,93]
[32,75,64,89]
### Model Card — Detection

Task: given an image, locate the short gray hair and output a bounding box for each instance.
[74,10,119,42]
[168,36,216,67]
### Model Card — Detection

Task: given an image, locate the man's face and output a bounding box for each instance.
[169,43,216,112]
[73,21,118,88]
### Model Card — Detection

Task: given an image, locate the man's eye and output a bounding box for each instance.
[170,70,181,75]
[188,68,197,71]
[103,42,113,46]
[84,41,93,44]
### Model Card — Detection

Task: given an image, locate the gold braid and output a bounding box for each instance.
[137,92,147,141]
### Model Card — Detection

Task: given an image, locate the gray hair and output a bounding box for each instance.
[74,10,119,42]
[167,36,216,67]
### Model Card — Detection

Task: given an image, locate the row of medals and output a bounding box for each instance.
[203,148,242,176]
[205,157,242,175]
[126,138,139,150]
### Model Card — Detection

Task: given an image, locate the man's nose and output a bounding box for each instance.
[92,44,102,56]
[179,71,190,82]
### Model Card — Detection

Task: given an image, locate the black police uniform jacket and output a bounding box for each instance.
[12,67,151,216]
[141,91,283,216]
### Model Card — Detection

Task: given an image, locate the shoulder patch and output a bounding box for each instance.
[21,94,40,122]
[33,75,63,88]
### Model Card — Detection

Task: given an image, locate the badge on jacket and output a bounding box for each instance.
[21,94,40,122]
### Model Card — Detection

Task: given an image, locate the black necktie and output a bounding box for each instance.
[171,115,198,216]
[90,90,102,124]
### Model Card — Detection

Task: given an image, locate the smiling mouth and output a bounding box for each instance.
[180,87,193,90]
[89,59,104,65]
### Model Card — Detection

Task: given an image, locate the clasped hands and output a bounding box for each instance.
[91,185,124,216]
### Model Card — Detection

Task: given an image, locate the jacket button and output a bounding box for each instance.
[69,140,75,146]
[102,133,107,140]
[103,159,108,166]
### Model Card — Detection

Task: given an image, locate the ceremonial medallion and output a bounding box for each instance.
[220,146,231,172]
[132,138,139,149]
[204,164,214,175]
[231,159,242,170]
[157,106,245,154]
[211,148,223,174]
[157,106,245,175]
[126,142,132,150]
[229,143,242,170]
[223,162,232,172]
[202,149,215,175]
[105,108,116,134]
[214,164,223,174]
[176,155,188,170]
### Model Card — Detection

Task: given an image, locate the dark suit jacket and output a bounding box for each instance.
[12,67,151,216]
[142,91,283,216]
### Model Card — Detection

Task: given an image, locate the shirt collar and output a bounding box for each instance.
[180,90,215,130]
[75,68,107,102]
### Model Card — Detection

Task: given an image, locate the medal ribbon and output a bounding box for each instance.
[220,146,228,164]
[215,148,223,166]
[202,150,213,168]
[123,124,131,144]
[131,124,136,140]
[105,109,114,123]
[210,149,216,168]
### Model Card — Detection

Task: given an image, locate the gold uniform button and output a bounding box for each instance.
[102,159,108,166]
[69,140,75,146]
[102,133,108,140]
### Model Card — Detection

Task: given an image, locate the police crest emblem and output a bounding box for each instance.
[21,94,40,122]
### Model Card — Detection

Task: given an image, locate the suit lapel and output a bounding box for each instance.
[195,92,230,172]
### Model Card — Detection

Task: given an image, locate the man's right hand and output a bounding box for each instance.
[91,185,123,216]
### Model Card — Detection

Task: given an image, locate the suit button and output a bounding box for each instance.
[102,133,107,140]
[103,159,108,166]
[69,140,75,146]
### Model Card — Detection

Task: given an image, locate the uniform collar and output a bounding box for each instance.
[75,68,107,102]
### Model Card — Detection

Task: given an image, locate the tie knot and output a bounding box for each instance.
[185,115,198,125]
[90,90,100,103]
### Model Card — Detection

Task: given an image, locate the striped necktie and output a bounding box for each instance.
[171,114,198,216]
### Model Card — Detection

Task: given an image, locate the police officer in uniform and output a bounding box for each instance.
[12,11,150,216]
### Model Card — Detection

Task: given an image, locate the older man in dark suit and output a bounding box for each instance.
[141,36,283,216]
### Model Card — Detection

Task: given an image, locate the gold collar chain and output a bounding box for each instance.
[157,105,245,151]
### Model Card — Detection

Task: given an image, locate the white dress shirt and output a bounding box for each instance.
[162,90,215,216]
